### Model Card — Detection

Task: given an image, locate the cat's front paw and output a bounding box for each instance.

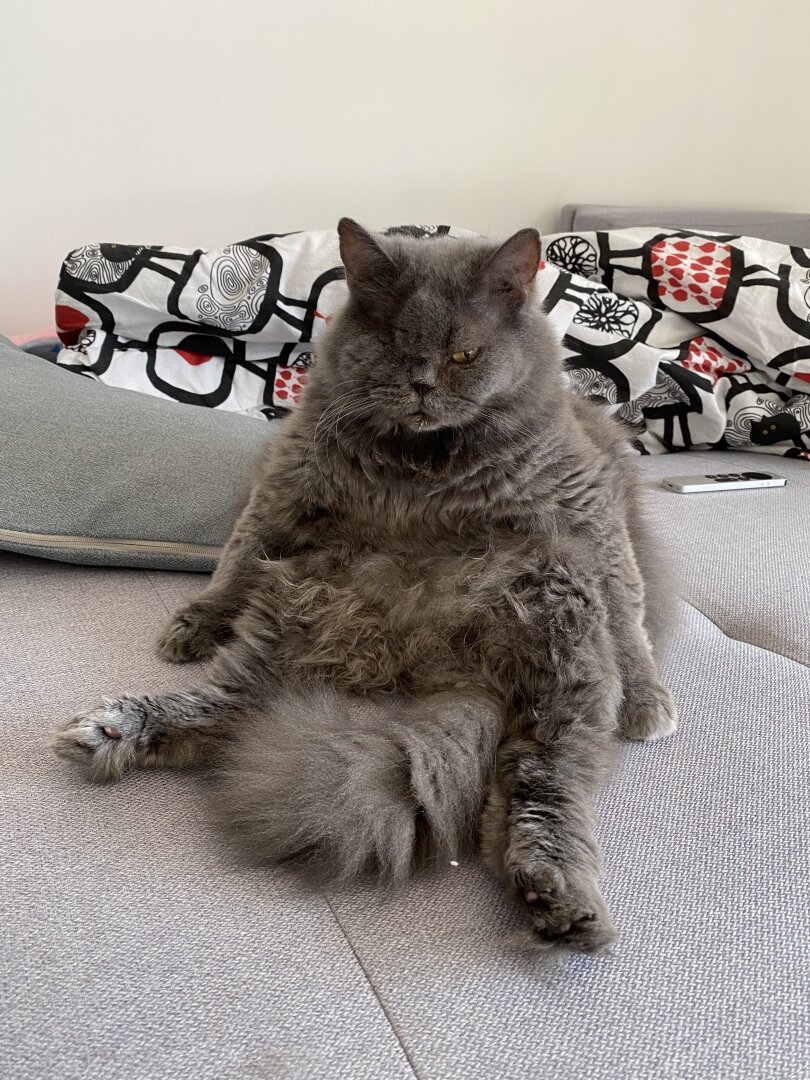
[156,601,230,664]
[50,698,144,781]
[620,682,678,742]
[514,862,617,956]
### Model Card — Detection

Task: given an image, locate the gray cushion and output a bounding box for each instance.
[556,204,810,247]
[0,337,272,571]
[4,309,809,1076]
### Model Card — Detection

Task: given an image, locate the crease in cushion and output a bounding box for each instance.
[0,337,273,571]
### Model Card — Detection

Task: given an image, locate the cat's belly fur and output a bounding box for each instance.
[254,539,606,697]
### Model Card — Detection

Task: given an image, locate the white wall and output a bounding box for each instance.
[2,0,807,334]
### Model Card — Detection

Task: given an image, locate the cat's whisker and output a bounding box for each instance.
[309,393,358,497]
[323,395,368,449]
[474,412,532,460]
[311,390,359,446]
[330,400,371,466]
[309,391,370,493]
[310,391,362,458]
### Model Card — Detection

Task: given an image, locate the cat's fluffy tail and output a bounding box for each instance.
[212,687,501,883]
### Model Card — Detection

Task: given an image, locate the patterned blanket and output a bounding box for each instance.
[54,225,810,458]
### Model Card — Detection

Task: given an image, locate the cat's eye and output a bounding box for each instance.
[450,348,481,365]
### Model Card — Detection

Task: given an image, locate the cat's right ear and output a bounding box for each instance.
[337,218,397,313]
[474,228,541,318]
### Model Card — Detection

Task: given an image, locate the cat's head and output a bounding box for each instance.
[319,219,555,434]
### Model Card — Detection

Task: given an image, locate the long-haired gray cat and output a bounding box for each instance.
[53,219,677,955]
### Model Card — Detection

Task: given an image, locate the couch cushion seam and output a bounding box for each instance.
[320,891,422,1080]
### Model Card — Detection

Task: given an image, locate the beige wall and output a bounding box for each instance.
[2,0,807,333]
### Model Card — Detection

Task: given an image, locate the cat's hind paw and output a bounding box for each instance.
[515,864,617,956]
[50,698,144,781]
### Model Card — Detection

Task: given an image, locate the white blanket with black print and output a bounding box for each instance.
[54,225,810,458]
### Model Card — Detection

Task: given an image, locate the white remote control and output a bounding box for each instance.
[662,470,787,493]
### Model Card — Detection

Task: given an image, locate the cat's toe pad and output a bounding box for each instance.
[516,865,616,956]
[50,699,142,780]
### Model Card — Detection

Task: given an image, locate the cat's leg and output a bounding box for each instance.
[157,501,267,664]
[618,645,678,743]
[55,583,287,780]
[482,557,623,954]
[157,469,316,666]
[606,532,678,742]
[483,715,619,956]
[51,684,239,781]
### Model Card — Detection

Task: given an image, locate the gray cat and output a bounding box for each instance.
[52,219,677,955]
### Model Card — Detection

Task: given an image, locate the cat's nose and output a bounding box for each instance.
[411,381,435,397]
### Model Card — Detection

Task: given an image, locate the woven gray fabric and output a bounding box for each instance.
[0,337,272,571]
[2,445,809,1079]
[638,451,810,666]
[556,205,810,247]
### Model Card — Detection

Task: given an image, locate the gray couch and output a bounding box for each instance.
[3,209,809,1080]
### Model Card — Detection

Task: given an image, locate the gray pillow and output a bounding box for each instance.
[0,337,272,570]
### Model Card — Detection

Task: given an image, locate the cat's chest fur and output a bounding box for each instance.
[259,517,588,695]
[260,435,621,692]
[278,533,526,618]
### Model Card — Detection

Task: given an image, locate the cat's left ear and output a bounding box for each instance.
[337,218,397,311]
[475,228,541,315]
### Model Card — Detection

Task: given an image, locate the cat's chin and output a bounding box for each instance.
[402,411,445,433]
[400,407,472,435]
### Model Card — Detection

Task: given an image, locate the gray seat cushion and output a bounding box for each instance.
[2,449,808,1079]
[640,450,809,665]
[0,337,272,571]
[322,601,810,1079]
